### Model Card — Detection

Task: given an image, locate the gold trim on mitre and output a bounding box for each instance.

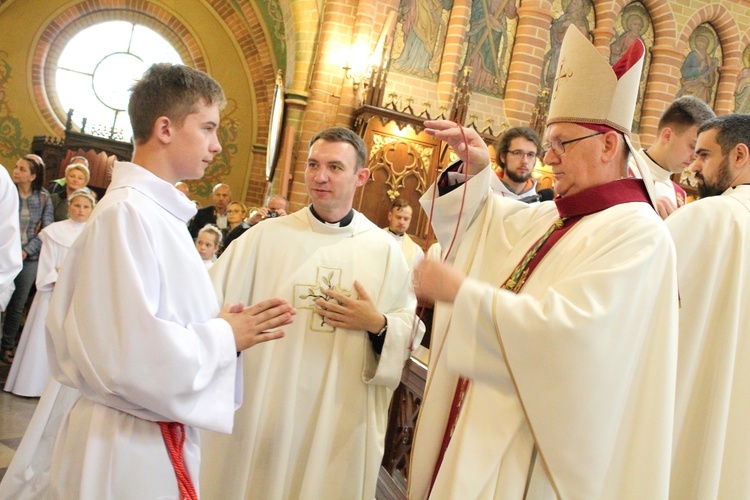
[547,26,644,135]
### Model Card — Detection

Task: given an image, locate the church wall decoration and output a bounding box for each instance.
[677,23,722,108]
[391,0,454,80]
[460,0,520,98]
[735,45,750,113]
[540,0,596,105]
[192,98,240,198]
[0,51,31,163]
[611,1,654,133]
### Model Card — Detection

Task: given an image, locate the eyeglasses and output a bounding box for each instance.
[507,150,538,160]
[542,132,604,157]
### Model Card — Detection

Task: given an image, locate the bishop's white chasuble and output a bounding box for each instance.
[409,166,678,499]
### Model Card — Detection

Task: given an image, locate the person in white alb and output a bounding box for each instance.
[666,113,750,498]
[384,197,424,272]
[200,127,419,499]
[4,188,95,397]
[0,164,22,311]
[408,26,678,499]
[635,95,715,218]
[0,63,295,499]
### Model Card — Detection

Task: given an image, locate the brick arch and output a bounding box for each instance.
[201,0,283,204]
[206,0,279,144]
[32,2,206,135]
[607,0,676,42]
[678,4,741,114]
[678,4,741,66]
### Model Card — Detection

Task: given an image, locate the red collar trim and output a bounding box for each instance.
[554,179,651,218]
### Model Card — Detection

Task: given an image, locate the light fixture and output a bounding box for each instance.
[342,42,373,91]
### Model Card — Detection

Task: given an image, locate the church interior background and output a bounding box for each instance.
[2,0,750,496]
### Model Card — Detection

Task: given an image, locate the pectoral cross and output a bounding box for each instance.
[294,266,357,332]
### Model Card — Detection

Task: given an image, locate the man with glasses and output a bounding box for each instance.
[408,26,677,498]
[494,126,542,200]
[666,113,750,497]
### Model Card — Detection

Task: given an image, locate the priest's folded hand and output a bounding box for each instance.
[412,259,464,304]
[220,298,296,351]
[314,281,385,333]
[655,195,677,219]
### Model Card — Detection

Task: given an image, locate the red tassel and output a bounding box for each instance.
[158,421,198,500]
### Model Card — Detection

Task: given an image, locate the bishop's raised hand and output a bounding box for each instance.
[423,120,491,175]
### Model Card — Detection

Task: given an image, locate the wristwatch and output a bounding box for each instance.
[374,316,388,337]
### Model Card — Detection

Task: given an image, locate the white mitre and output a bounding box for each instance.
[547,25,657,205]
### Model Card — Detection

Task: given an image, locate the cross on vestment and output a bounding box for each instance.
[554,57,573,94]
[294,266,358,333]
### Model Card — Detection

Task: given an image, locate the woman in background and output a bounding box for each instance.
[50,163,90,221]
[219,201,250,256]
[1,154,53,364]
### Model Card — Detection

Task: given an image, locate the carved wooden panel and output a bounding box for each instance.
[353,111,442,244]
[377,357,427,500]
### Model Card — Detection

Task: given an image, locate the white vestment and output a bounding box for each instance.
[409,166,678,499]
[201,207,418,499]
[634,149,683,206]
[384,227,425,272]
[666,185,750,498]
[10,162,239,499]
[5,219,85,397]
[0,165,22,310]
[0,380,79,499]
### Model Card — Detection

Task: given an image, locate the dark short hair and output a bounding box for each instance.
[309,127,367,170]
[390,197,411,211]
[22,154,45,192]
[697,114,750,156]
[128,64,226,145]
[495,127,541,169]
[658,96,715,134]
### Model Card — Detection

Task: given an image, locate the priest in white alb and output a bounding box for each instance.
[408,26,678,499]
[200,127,418,499]
[384,196,424,273]
[666,113,750,498]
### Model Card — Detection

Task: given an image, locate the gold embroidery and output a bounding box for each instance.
[293,266,357,333]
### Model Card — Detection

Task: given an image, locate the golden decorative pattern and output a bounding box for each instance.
[294,266,357,333]
[369,133,431,200]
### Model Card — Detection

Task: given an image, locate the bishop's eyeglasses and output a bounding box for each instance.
[542,131,604,157]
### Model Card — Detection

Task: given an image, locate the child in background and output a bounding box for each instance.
[196,224,222,269]
[5,188,96,396]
